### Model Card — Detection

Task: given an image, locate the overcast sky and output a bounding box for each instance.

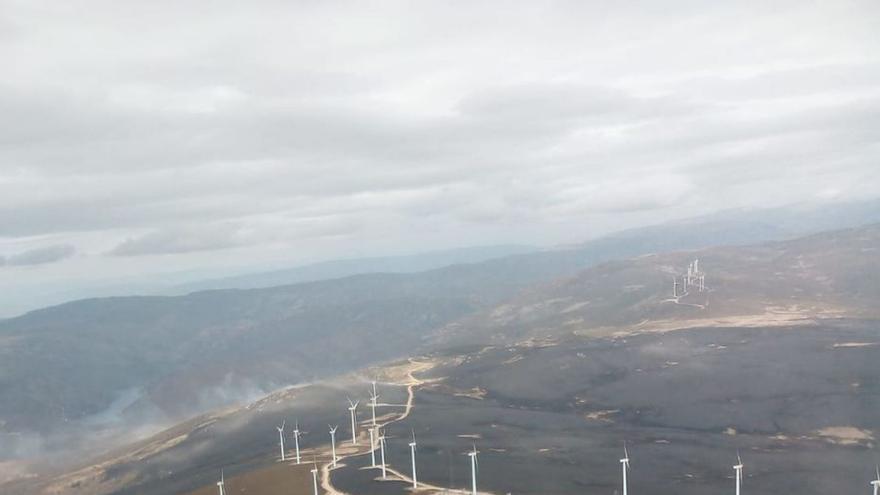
[1,0,879,315]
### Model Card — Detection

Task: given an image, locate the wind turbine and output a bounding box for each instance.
[409,429,418,489]
[468,443,479,495]
[293,421,302,465]
[216,470,226,495]
[369,426,378,467]
[277,421,286,462]
[378,428,388,479]
[369,380,380,427]
[733,451,744,495]
[329,425,339,468]
[310,459,319,495]
[348,398,359,445]
[620,443,631,495]
[871,465,880,495]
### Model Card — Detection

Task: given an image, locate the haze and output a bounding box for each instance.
[2,0,879,316]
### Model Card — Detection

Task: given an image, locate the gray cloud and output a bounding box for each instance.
[109,224,248,257]
[0,0,879,309]
[3,244,76,266]
[109,216,360,257]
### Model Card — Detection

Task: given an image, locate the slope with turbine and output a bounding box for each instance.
[3,201,879,449]
[436,223,880,347]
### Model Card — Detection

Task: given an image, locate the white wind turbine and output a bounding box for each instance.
[348,398,359,445]
[733,452,743,495]
[293,421,302,465]
[369,426,378,467]
[468,443,479,495]
[620,443,631,495]
[310,459,319,495]
[277,421,286,462]
[369,380,380,427]
[329,425,339,468]
[378,428,388,479]
[409,429,418,489]
[871,465,880,495]
[216,470,226,495]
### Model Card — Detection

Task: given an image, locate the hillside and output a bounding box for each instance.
[438,223,880,346]
[2,209,879,471]
[4,224,880,495]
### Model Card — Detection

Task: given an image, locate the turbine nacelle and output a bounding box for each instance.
[467,443,480,458]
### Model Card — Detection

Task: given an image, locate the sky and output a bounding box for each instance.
[1,0,879,316]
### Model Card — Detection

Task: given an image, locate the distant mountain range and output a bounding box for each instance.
[174,198,880,294]
[167,244,538,294]
[3,199,879,319]
[1,200,879,465]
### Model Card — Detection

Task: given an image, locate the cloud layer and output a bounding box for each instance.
[1,244,75,267]
[0,0,879,311]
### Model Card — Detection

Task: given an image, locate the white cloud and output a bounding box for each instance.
[0,0,878,310]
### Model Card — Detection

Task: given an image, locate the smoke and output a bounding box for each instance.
[0,388,175,481]
[0,365,402,488]
[193,373,287,413]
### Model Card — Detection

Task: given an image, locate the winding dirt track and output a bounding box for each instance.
[319,359,475,495]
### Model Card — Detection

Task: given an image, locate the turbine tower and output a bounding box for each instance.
[468,443,479,495]
[871,465,880,495]
[409,430,418,489]
[277,421,286,462]
[310,460,319,495]
[293,421,302,465]
[347,398,359,445]
[369,380,380,427]
[733,452,744,495]
[378,428,388,479]
[216,470,226,495]
[369,426,377,467]
[620,443,630,495]
[329,425,339,468]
